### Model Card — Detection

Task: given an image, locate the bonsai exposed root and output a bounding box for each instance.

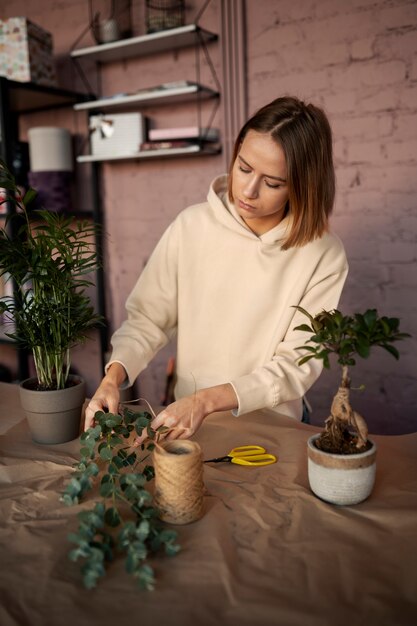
[317,417,354,454]
[325,385,368,450]
[316,381,370,454]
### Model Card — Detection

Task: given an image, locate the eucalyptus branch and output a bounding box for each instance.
[61,406,180,590]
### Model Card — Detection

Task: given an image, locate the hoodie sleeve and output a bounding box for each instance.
[106,221,179,386]
[228,263,348,417]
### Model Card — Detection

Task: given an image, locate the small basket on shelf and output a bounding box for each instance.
[145,0,185,34]
[89,0,132,44]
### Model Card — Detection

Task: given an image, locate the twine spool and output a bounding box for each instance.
[153,440,204,525]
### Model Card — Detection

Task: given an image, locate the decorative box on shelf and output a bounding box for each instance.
[0,17,57,87]
[148,126,219,142]
[90,112,148,157]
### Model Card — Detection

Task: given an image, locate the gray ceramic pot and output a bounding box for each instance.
[19,375,86,444]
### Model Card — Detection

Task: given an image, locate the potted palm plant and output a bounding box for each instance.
[294,306,409,505]
[0,160,103,444]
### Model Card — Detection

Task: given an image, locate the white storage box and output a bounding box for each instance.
[90,113,147,157]
[0,17,57,87]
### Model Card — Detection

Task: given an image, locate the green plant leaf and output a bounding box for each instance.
[100,481,115,498]
[108,461,121,475]
[109,434,124,446]
[126,452,137,466]
[104,507,121,528]
[134,564,155,591]
[381,344,400,359]
[104,414,123,429]
[120,473,146,488]
[363,308,377,329]
[293,323,314,333]
[85,463,99,478]
[297,354,316,366]
[143,465,155,481]
[99,446,113,462]
[355,338,370,359]
[134,415,151,436]
[136,520,150,541]
[292,305,314,321]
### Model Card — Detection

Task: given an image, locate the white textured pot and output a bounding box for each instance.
[307,433,377,505]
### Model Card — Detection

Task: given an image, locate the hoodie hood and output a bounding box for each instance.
[207,174,292,245]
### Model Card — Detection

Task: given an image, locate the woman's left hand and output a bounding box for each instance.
[152,395,207,441]
[134,383,238,445]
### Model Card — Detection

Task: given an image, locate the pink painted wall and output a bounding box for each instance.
[243,0,417,435]
[1,0,416,434]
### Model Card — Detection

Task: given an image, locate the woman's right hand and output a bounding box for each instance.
[84,363,128,430]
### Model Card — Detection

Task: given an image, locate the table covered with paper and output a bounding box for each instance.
[0,382,416,626]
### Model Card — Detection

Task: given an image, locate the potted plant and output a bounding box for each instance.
[0,159,103,444]
[61,405,180,590]
[294,306,409,505]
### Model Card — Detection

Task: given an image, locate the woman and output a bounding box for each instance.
[85,96,348,440]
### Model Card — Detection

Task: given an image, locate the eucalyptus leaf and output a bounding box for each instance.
[99,446,113,462]
[104,507,121,528]
[100,482,115,498]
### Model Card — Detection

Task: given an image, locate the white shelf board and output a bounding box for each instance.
[77,144,220,163]
[74,84,218,112]
[71,24,217,63]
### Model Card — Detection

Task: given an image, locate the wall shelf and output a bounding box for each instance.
[70,24,217,63]
[1,77,93,114]
[74,82,218,112]
[77,143,220,163]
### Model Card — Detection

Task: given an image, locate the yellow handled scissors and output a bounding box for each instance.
[204,445,277,467]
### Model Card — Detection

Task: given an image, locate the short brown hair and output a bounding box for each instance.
[228,96,335,250]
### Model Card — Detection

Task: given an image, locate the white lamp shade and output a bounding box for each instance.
[28,127,73,172]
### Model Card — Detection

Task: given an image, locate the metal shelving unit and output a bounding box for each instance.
[0,77,107,380]
[71,22,221,163]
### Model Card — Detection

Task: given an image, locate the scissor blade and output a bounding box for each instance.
[204,456,232,464]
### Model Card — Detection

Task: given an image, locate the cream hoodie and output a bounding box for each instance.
[108,175,348,419]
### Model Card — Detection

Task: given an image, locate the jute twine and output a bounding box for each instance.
[153,439,205,525]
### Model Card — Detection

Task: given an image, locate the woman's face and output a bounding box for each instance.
[231,130,290,236]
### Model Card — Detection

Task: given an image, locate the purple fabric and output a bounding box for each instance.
[28,171,73,213]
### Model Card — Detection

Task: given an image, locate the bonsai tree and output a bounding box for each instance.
[0,160,102,390]
[294,306,410,454]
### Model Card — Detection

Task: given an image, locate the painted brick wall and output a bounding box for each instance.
[1,0,416,433]
[245,0,417,433]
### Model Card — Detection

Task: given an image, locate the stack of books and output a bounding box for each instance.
[140,126,219,152]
